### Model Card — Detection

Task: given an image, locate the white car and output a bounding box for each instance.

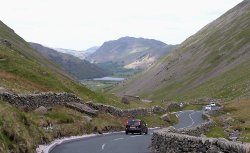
[205,105,212,111]
[210,103,216,107]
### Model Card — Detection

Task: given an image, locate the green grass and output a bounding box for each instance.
[0,98,170,152]
[112,3,250,102]
[151,58,250,102]
[206,126,227,139]
[0,44,139,108]
[0,100,131,152]
[241,131,250,142]
[46,111,74,124]
[96,61,142,78]
[136,113,177,128]
[82,80,119,93]
[0,21,136,109]
[0,44,164,109]
[205,99,250,142]
[168,104,204,112]
[182,104,203,111]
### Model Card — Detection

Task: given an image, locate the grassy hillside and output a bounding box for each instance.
[0,100,127,153]
[205,98,250,142]
[30,42,110,80]
[112,0,250,102]
[0,20,112,102]
[0,20,178,153]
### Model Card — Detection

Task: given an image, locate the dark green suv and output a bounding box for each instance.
[125,119,148,135]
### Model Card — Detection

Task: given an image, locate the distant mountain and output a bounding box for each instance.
[112,0,250,101]
[86,36,176,69]
[30,43,110,80]
[85,46,99,54]
[54,46,99,60]
[0,19,105,101]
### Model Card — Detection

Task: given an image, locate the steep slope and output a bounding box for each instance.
[113,0,250,101]
[30,43,109,80]
[0,20,106,101]
[86,36,175,69]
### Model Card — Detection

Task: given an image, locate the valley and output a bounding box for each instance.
[81,76,125,92]
[0,0,250,153]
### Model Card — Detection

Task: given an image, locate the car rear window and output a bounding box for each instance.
[128,120,140,126]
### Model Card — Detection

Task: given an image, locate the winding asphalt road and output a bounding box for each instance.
[174,110,204,129]
[50,110,206,153]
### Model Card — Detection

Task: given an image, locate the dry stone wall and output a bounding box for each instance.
[0,92,81,110]
[84,102,166,117]
[151,131,250,153]
[151,111,250,153]
[0,92,166,117]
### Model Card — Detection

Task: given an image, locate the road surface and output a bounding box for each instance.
[50,110,206,153]
[174,110,205,129]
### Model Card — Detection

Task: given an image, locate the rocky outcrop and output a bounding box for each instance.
[166,102,182,111]
[152,106,166,114]
[0,39,12,48]
[83,116,93,122]
[121,95,141,104]
[121,97,130,104]
[123,95,140,101]
[65,102,98,116]
[34,106,48,115]
[151,131,250,153]
[161,113,172,122]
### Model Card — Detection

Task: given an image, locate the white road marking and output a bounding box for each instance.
[101,144,106,150]
[184,111,200,128]
[186,111,196,128]
[176,111,199,130]
[112,137,124,141]
[130,135,143,138]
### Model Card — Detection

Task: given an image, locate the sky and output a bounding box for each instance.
[0,0,243,50]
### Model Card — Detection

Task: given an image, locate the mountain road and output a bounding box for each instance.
[50,110,206,153]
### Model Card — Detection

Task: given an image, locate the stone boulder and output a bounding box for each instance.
[83,115,93,122]
[121,97,130,104]
[152,106,166,114]
[0,39,12,48]
[65,102,98,116]
[34,106,48,114]
[161,113,171,122]
[0,87,8,94]
[122,95,140,102]
[167,103,181,111]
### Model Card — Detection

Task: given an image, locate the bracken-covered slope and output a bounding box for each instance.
[30,43,110,80]
[112,0,250,101]
[0,20,106,101]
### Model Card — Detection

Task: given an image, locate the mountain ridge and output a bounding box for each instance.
[86,36,176,70]
[112,0,250,101]
[53,46,99,60]
[0,20,109,102]
[30,42,110,80]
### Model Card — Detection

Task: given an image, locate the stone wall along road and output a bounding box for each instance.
[152,131,250,153]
